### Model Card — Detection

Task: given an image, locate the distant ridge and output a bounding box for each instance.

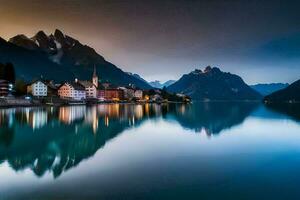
[149,80,176,88]
[251,83,289,96]
[167,66,262,101]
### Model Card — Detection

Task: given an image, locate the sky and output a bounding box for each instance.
[0,0,300,84]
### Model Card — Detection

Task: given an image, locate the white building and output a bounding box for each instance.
[78,81,97,99]
[75,66,99,99]
[27,80,48,97]
[58,82,86,100]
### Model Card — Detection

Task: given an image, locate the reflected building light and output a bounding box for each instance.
[59,106,86,124]
[134,105,143,119]
[29,110,48,130]
[93,119,98,134]
[75,125,78,134]
[104,115,109,127]
[91,107,98,134]
[179,105,186,114]
[8,108,15,127]
[25,108,30,124]
[145,103,150,116]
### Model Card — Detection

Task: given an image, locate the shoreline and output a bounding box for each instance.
[0,100,190,108]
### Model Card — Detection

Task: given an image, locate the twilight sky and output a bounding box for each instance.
[0,0,299,84]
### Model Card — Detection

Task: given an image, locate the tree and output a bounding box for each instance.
[15,79,27,96]
[0,63,5,80]
[5,63,16,83]
[0,62,16,83]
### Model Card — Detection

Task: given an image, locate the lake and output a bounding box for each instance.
[0,102,300,200]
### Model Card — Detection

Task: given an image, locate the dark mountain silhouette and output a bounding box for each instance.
[1,30,152,88]
[264,79,300,103]
[167,66,262,101]
[251,83,289,96]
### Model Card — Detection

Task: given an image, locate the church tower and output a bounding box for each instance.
[92,65,99,88]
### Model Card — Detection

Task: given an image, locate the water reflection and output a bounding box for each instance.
[265,103,300,121]
[0,104,168,178]
[165,102,259,135]
[0,102,274,178]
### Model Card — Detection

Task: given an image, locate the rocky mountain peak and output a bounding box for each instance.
[9,34,39,50]
[204,66,212,73]
[2,29,152,89]
[54,29,64,39]
[168,67,262,100]
[204,66,221,74]
[34,31,48,41]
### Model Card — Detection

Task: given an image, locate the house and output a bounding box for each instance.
[76,66,98,99]
[134,89,143,99]
[98,88,124,101]
[58,82,86,100]
[44,80,58,96]
[119,87,135,100]
[151,94,163,102]
[0,80,9,97]
[27,80,48,97]
[78,81,97,99]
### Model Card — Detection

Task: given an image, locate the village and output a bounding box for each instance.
[0,66,190,106]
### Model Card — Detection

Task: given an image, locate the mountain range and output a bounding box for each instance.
[0,29,297,101]
[0,29,152,89]
[167,66,262,101]
[149,80,176,88]
[250,83,289,96]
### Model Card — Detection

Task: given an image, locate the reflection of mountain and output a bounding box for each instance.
[0,103,259,178]
[166,102,259,135]
[265,103,300,122]
[0,105,164,178]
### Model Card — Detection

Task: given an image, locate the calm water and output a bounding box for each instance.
[0,103,300,200]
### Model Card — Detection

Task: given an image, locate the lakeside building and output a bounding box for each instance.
[76,67,98,99]
[58,82,86,100]
[134,89,143,99]
[118,87,143,100]
[78,81,97,99]
[27,80,58,97]
[0,80,9,97]
[118,87,135,100]
[98,88,124,101]
[44,81,58,96]
[27,80,48,97]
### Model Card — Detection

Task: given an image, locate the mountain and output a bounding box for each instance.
[149,80,176,88]
[167,66,262,101]
[1,29,152,89]
[264,79,300,103]
[251,83,289,96]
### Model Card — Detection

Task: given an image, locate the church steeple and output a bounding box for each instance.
[92,65,98,88]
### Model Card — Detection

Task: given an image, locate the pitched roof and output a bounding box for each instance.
[29,79,47,85]
[78,80,95,88]
[59,82,85,91]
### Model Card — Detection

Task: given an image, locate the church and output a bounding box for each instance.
[77,67,99,99]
